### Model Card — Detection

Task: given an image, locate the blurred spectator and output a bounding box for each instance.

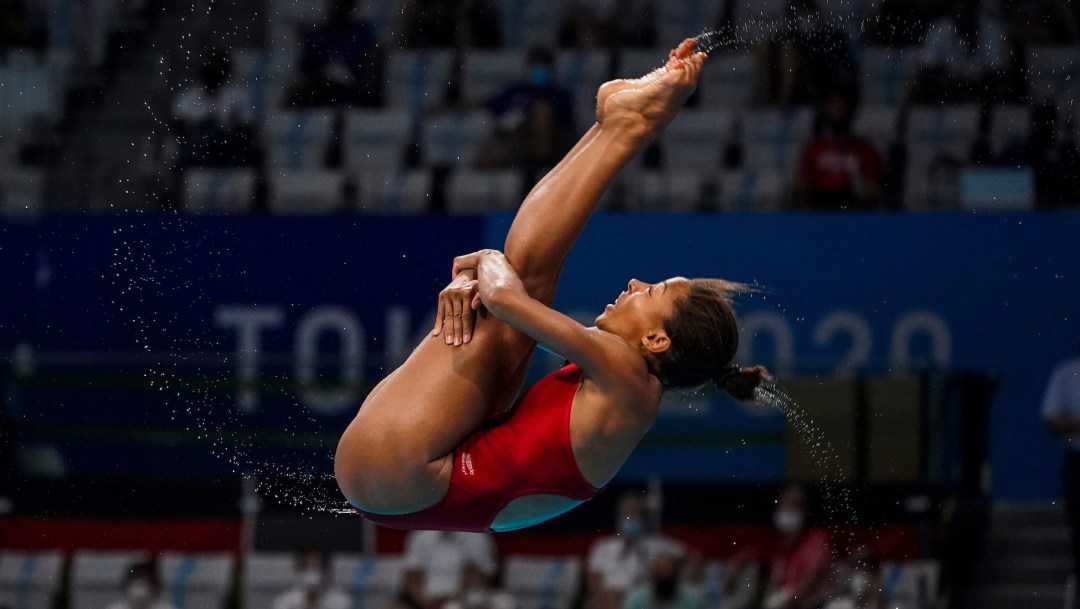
[559,0,656,49]
[1042,342,1080,600]
[724,486,832,609]
[474,47,574,171]
[399,0,501,49]
[286,0,381,108]
[1000,0,1079,43]
[442,559,515,609]
[171,49,258,168]
[621,553,703,609]
[777,0,856,107]
[823,557,883,609]
[398,531,497,609]
[996,102,1080,209]
[105,561,176,609]
[585,493,686,609]
[793,91,885,210]
[909,0,1011,104]
[271,549,350,609]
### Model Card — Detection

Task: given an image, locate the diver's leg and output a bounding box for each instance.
[505,38,704,305]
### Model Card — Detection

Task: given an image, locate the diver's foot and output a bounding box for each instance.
[598,46,706,133]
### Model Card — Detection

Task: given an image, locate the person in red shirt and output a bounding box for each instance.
[724,485,833,609]
[794,92,885,210]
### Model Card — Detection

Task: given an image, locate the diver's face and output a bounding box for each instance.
[595,277,690,347]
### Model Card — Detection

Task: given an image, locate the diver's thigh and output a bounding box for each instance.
[335,315,535,510]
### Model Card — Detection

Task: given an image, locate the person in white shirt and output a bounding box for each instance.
[105,561,177,609]
[1042,348,1080,604]
[271,550,351,609]
[400,531,497,609]
[585,493,685,609]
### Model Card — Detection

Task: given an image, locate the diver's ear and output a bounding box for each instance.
[641,329,672,354]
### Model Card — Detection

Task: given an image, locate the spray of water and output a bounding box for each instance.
[755,380,860,555]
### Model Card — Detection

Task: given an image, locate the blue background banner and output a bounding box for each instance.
[2,212,1079,499]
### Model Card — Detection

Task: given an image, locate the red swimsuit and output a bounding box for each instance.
[352,363,604,532]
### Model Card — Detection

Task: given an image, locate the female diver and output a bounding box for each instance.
[335,39,770,532]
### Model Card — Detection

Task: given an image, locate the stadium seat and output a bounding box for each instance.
[503,555,582,609]
[343,108,413,175]
[852,105,900,156]
[741,107,815,174]
[903,105,981,210]
[181,169,257,213]
[860,46,921,106]
[0,168,45,217]
[420,111,493,167]
[331,554,407,609]
[657,0,722,48]
[0,57,56,133]
[988,105,1032,157]
[960,168,1035,211]
[159,553,234,609]
[717,169,784,211]
[0,551,64,609]
[698,53,756,109]
[881,560,940,608]
[556,50,612,133]
[1027,45,1080,103]
[905,105,981,162]
[70,551,151,609]
[230,49,290,119]
[500,0,561,50]
[446,169,525,213]
[243,552,299,609]
[661,109,734,172]
[356,169,433,214]
[385,50,455,114]
[263,111,335,169]
[462,49,525,102]
[623,170,706,212]
[269,170,346,213]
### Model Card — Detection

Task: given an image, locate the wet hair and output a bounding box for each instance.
[651,278,770,401]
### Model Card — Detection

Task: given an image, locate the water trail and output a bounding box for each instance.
[756,380,859,555]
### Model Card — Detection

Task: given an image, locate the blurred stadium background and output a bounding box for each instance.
[2,0,1080,608]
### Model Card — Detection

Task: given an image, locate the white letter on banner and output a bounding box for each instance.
[738,312,794,378]
[889,310,952,373]
[813,311,873,376]
[295,306,364,416]
[385,306,434,370]
[214,305,284,413]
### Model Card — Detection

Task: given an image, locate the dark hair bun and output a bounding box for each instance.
[715,364,772,402]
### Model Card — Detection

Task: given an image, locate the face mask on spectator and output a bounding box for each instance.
[529,66,552,87]
[773,508,804,534]
[850,572,871,598]
[617,517,643,537]
[299,568,324,591]
[127,580,153,603]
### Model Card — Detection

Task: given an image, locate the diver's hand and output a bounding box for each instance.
[433,274,480,345]
[474,250,527,316]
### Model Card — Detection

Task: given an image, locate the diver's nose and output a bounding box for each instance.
[628,279,640,292]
